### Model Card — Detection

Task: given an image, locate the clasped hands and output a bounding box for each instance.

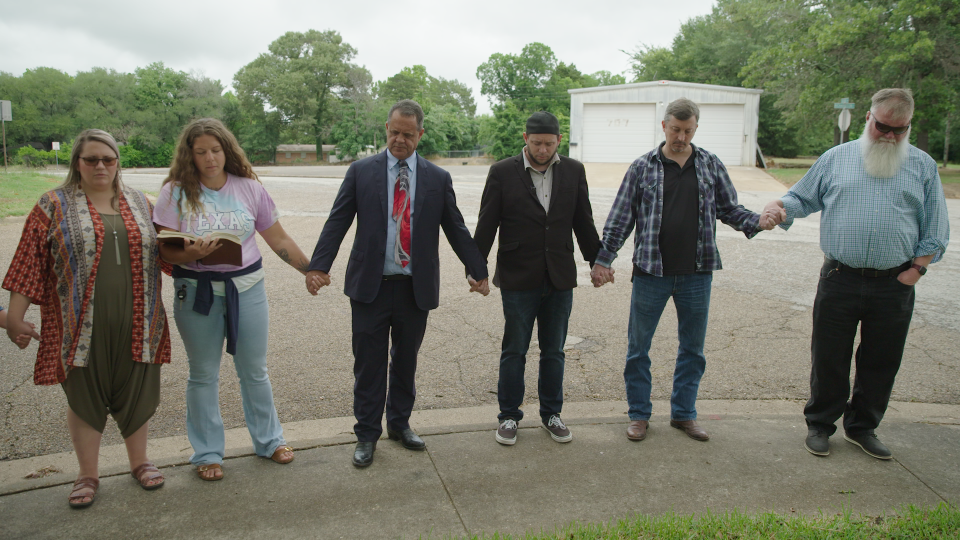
[467,276,490,296]
[5,321,40,350]
[305,270,332,295]
[590,264,615,288]
[759,201,787,231]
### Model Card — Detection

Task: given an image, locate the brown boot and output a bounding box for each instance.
[626,420,649,441]
[670,419,709,441]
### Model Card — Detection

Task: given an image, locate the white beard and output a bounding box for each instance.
[859,123,910,178]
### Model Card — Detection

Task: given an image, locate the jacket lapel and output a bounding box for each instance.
[513,154,542,208]
[413,154,429,221]
[547,158,562,216]
[376,150,388,224]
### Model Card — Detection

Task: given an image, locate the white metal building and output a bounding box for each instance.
[567,80,762,166]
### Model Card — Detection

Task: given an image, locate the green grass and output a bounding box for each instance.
[0,171,61,217]
[446,503,959,539]
[938,163,960,184]
[765,167,809,186]
[765,158,960,188]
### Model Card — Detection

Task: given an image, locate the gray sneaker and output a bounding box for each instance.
[543,414,572,443]
[844,432,893,460]
[496,419,518,445]
[804,428,830,456]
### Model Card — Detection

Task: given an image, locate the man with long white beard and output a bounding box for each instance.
[763,88,949,460]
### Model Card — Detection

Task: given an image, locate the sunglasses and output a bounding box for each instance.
[873,120,910,135]
[80,156,118,166]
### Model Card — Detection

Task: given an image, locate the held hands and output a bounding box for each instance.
[6,320,40,350]
[759,200,787,231]
[184,236,221,261]
[305,270,332,295]
[591,265,615,288]
[467,276,490,296]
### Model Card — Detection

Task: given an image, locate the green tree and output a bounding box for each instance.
[739,0,960,153]
[234,30,358,156]
[0,67,75,147]
[72,68,138,142]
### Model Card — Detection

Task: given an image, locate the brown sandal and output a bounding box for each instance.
[268,445,294,464]
[68,477,99,509]
[131,461,164,490]
[196,463,223,481]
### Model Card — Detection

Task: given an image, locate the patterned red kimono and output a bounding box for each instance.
[3,185,171,385]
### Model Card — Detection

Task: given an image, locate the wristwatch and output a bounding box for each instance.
[910,263,927,275]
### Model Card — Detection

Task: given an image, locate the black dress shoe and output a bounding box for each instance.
[352,441,376,467]
[387,428,426,450]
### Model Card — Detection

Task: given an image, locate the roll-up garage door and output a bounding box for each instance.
[692,104,744,166]
[581,103,656,163]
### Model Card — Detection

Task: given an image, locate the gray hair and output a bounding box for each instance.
[388,99,424,131]
[61,129,124,211]
[871,88,914,122]
[664,98,700,123]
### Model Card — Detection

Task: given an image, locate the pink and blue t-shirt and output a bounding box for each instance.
[153,174,279,293]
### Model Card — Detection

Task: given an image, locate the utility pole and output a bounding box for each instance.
[0,100,11,172]
[944,117,951,168]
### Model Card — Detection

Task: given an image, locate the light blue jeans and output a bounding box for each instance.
[173,278,286,466]
[624,272,712,422]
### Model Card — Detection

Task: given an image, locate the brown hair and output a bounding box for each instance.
[60,129,124,212]
[664,98,700,123]
[163,118,258,217]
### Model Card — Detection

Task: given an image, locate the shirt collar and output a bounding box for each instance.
[522,146,560,172]
[387,150,418,175]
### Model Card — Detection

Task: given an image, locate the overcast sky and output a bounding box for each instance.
[0,0,717,115]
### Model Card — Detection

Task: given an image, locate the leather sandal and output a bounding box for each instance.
[268,445,295,464]
[68,477,99,509]
[196,463,223,481]
[131,461,164,490]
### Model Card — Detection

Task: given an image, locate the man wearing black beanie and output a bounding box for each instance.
[473,111,602,446]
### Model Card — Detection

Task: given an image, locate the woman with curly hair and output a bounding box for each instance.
[153,118,311,480]
[4,129,171,507]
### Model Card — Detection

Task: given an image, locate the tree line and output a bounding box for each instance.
[2,1,957,167]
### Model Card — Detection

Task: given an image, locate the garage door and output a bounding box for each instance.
[691,104,744,166]
[581,103,656,163]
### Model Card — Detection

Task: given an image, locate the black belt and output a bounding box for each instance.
[827,258,911,278]
[382,274,411,281]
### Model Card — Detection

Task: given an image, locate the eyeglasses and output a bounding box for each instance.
[80,156,118,166]
[873,120,910,135]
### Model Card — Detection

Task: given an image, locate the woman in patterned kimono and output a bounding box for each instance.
[3,129,172,509]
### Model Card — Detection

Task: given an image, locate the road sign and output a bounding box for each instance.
[52,142,60,150]
[838,109,852,132]
[0,100,11,121]
[834,98,855,110]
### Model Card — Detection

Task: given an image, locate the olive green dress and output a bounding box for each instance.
[61,212,161,438]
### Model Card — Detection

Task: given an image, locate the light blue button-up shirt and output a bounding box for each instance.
[384,151,417,275]
[780,140,949,269]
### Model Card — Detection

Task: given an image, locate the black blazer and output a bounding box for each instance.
[474,153,601,291]
[309,151,488,311]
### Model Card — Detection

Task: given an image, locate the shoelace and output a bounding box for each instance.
[547,416,566,429]
[501,419,517,430]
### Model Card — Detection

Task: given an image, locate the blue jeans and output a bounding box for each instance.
[624,272,712,422]
[498,282,573,423]
[173,278,286,466]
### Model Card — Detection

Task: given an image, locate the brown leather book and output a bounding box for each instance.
[156,230,243,266]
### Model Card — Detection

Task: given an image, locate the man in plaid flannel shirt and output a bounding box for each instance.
[591,98,779,443]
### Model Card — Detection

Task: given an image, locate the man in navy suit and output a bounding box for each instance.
[306,100,489,467]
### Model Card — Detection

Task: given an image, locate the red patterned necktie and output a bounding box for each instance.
[393,160,412,268]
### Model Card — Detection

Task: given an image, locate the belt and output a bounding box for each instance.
[827,258,910,278]
[382,274,411,281]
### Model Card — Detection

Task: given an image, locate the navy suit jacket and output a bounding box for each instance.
[309,151,488,311]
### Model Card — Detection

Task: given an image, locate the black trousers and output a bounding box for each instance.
[804,259,915,436]
[350,278,429,442]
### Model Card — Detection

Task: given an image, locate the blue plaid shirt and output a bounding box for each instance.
[596,144,760,276]
[780,140,949,269]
